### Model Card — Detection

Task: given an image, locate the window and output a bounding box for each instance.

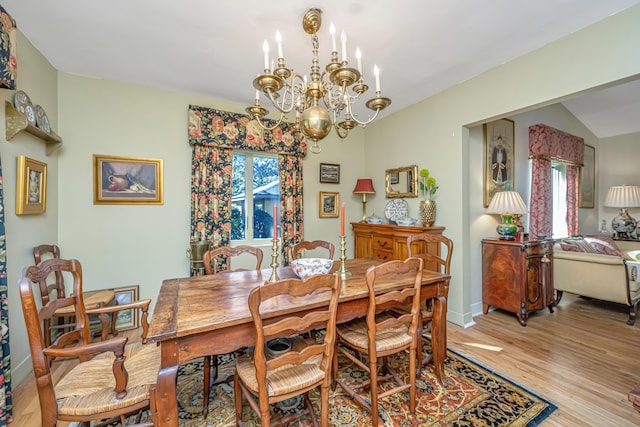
[552,162,568,238]
[231,151,280,243]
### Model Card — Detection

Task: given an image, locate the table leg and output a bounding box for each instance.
[431,296,447,385]
[155,341,180,427]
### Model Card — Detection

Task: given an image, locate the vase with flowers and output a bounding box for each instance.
[419,168,438,227]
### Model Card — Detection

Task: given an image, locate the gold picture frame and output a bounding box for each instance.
[319,191,340,218]
[16,155,47,215]
[93,154,163,204]
[483,118,515,207]
[579,144,595,208]
[113,285,140,331]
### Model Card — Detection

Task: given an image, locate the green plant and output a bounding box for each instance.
[419,168,438,200]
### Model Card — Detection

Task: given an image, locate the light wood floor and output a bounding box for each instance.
[10,294,640,426]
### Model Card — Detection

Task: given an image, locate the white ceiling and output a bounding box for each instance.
[4,0,640,138]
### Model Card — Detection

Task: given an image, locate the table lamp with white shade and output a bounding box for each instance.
[604,185,640,239]
[487,191,529,240]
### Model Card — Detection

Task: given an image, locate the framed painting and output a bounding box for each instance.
[16,155,47,215]
[484,118,515,207]
[319,191,340,218]
[113,285,140,331]
[93,154,163,204]
[579,144,595,208]
[319,163,340,184]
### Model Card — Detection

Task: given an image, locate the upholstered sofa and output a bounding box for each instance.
[553,236,640,325]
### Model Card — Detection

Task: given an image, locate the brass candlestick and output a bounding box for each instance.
[265,239,280,284]
[338,235,351,280]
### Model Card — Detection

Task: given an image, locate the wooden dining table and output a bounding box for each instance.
[147,257,450,427]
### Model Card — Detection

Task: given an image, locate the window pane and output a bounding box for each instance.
[232,154,246,241]
[552,163,568,238]
[231,152,279,242]
[252,156,279,239]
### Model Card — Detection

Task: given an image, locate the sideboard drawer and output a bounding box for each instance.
[373,236,393,251]
[373,249,393,261]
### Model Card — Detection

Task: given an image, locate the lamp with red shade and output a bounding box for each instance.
[353,178,376,222]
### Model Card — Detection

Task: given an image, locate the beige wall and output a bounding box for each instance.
[4,4,640,387]
[599,131,640,232]
[1,31,59,386]
[363,4,640,326]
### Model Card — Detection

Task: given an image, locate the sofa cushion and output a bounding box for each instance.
[558,237,596,253]
[585,236,623,257]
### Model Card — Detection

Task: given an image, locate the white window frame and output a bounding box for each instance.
[231,150,279,246]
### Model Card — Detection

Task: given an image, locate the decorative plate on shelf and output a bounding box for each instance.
[14,90,32,115]
[35,105,51,134]
[384,199,409,222]
[25,104,37,126]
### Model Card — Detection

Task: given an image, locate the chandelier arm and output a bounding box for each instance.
[264,88,296,115]
[343,97,383,126]
[333,122,349,140]
[251,110,287,131]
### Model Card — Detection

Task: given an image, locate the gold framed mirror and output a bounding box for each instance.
[385,165,418,198]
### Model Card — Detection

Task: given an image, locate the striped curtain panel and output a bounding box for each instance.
[0,154,13,424]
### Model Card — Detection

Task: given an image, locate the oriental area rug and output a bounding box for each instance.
[168,336,556,427]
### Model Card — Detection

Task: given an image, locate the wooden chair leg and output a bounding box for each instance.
[234,374,243,425]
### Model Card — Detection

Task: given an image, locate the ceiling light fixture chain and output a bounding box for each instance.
[246,8,391,153]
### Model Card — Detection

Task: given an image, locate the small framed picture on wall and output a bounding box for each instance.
[579,145,595,208]
[319,191,340,218]
[319,163,340,184]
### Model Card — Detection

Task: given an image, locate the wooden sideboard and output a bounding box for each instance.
[351,222,445,261]
[482,238,554,326]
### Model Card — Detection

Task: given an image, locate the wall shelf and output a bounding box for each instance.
[5,101,62,155]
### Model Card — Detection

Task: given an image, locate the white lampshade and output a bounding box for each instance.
[604,185,640,208]
[487,191,528,214]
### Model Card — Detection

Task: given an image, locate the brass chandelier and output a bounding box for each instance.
[246,8,391,153]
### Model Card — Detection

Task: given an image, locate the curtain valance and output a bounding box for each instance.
[528,124,584,166]
[188,105,307,156]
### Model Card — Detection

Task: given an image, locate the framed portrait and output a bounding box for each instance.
[16,155,47,215]
[483,118,515,207]
[579,144,595,208]
[319,163,340,184]
[93,154,163,204]
[113,285,140,331]
[319,191,340,218]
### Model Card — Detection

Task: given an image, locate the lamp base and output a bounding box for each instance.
[611,208,637,240]
[496,214,518,240]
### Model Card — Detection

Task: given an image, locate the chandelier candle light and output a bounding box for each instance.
[486,191,528,240]
[246,8,391,154]
[604,185,640,239]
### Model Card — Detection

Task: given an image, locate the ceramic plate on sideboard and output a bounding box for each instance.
[384,199,409,222]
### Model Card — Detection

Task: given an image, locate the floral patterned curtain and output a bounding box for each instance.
[188,105,306,272]
[0,6,17,90]
[528,124,584,237]
[0,154,13,424]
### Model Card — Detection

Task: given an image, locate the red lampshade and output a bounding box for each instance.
[353,178,376,194]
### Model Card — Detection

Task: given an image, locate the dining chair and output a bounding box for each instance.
[33,244,118,348]
[202,244,264,275]
[201,244,264,417]
[19,257,159,427]
[289,239,335,260]
[234,273,340,427]
[406,233,453,373]
[332,257,424,427]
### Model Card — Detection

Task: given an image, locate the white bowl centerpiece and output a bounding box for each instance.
[290,258,334,279]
